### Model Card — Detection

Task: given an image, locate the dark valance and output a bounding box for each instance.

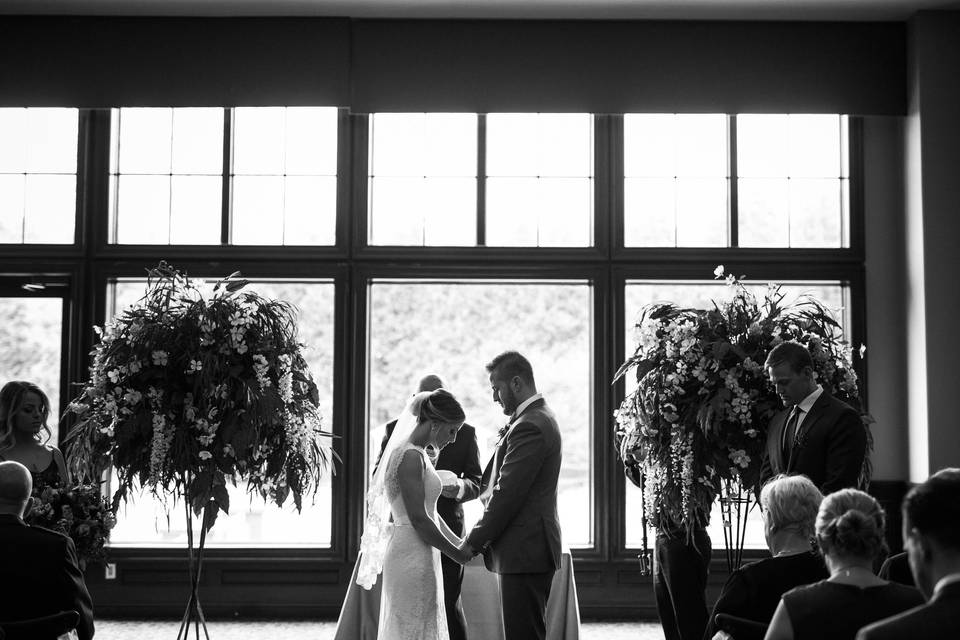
[0,16,905,114]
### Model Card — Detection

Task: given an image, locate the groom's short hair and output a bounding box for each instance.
[486,351,535,386]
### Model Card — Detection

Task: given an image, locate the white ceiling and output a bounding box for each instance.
[1,0,959,21]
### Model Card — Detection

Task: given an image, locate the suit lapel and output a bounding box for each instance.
[769,411,787,472]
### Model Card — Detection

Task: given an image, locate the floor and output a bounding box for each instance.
[96,619,666,639]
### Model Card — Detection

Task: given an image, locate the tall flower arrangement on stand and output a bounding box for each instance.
[64,262,334,639]
[614,267,869,572]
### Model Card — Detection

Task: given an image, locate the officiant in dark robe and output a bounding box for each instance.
[374,374,483,640]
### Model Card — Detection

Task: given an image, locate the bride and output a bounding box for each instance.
[357,388,467,639]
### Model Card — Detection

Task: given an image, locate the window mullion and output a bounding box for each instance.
[477,114,487,247]
[220,107,232,245]
[728,114,739,248]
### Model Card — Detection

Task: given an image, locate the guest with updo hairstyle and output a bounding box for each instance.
[0,380,68,488]
[764,489,924,640]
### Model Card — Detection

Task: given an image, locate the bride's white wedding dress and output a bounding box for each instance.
[378,443,449,640]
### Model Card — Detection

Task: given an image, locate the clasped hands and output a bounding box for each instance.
[452,538,478,564]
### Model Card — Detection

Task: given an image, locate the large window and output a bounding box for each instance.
[110,107,339,246]
[0,108,78,244]
[623,113,849,248]
[106,278,335,547]
[367,112,594,247]
[0,293,64,441]
[367,280,593,546]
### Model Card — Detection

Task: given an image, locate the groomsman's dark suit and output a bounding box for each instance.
[376,420,483,640]
[0,513,95,640]
[466,398,563,640]
[856,580,960,640]
[760,391,866,494]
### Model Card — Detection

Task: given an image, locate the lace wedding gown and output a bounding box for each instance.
[379,443,449,640]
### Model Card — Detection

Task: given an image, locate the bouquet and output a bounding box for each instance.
[614,266,869,542]
[63,262,334,531]
[26,481,116,569]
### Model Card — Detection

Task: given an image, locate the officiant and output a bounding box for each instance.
[374,374,483,640]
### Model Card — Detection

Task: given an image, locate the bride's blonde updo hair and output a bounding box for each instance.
[816,488,887,561]
[417,388,466,426]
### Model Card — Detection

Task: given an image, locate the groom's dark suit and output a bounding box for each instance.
[760,391,866,494]
[377,420,482,640]
[466,398,562,640]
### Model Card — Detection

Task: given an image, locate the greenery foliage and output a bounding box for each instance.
[614,267,868,538]
[64,262,334,531]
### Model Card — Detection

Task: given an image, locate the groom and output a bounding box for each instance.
[458,351,563,640]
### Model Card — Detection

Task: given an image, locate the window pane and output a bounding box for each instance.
[113,108,226,245]
[23,175,76,244]
[26,109,78,174]
[624,114,728,247]
[485,114,593,248]
[231,107,339,246]
[115,175,170,244]
[739,178,789,247]
[107,279,335,547]
[0,108,78,244]
[0,175,25,243]
[171,108,223,175]
[284,176,338,246]
[737,114,848,248]
[623,280,848,549]
[232,176,284,245]
[118,108,173,174]
[369,113,477,246]
[169,176,221,245]
[368,280,593,547]
[0,296,63,442]
[233,107,285,175]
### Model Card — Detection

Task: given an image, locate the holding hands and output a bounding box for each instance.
[453,539,477,565]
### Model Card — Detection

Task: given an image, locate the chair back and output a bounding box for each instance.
[714,612,769,640]
[0,610,80,640]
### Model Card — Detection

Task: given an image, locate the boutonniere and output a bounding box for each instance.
[793,430,809,451]
[497,421,512,443]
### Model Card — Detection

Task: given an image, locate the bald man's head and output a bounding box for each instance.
[417,374,444,393]
[0,460,32,516]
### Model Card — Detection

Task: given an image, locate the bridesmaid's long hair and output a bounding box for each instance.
[0,380,52,451]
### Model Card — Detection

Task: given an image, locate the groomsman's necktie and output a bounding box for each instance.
[781,407,803,465]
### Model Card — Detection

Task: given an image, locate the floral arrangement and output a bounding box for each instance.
[63,262,334,532]
[25,481,116,569]
[614,267,869,540]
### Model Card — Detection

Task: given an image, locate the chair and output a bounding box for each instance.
[714,613,769,640]
[0,610,80,640]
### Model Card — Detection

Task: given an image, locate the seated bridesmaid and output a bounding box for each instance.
[706,474,828,640]
[0,380,68,488]
[764,488,924,640]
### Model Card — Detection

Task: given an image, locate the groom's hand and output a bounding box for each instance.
[456,539,476,564]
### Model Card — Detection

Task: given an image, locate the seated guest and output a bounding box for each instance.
[877,551,914,587]
[857,468,960,640]
[0,461,94,640]
[705,475,828,640]
[764,488,923,640]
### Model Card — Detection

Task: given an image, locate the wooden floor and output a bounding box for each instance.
[96,619,666,639]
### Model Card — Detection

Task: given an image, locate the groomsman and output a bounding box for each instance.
[459,351,563,640]
[760,341,866,494]
[375,374,482,640]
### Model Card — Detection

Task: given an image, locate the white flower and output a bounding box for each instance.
[714,265,725,279]
[198,450,213,461]
[728,449,751,468]
[187,359,202,373]
[151,350,168,366]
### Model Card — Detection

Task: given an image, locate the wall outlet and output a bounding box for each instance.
[104,563,117,580]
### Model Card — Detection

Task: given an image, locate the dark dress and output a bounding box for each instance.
[782,580,925,640]
[704,551,828,639]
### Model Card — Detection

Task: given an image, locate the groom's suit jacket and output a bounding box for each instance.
[856,581,960,640]
[466,398,563,574]
[760,391,865,495]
